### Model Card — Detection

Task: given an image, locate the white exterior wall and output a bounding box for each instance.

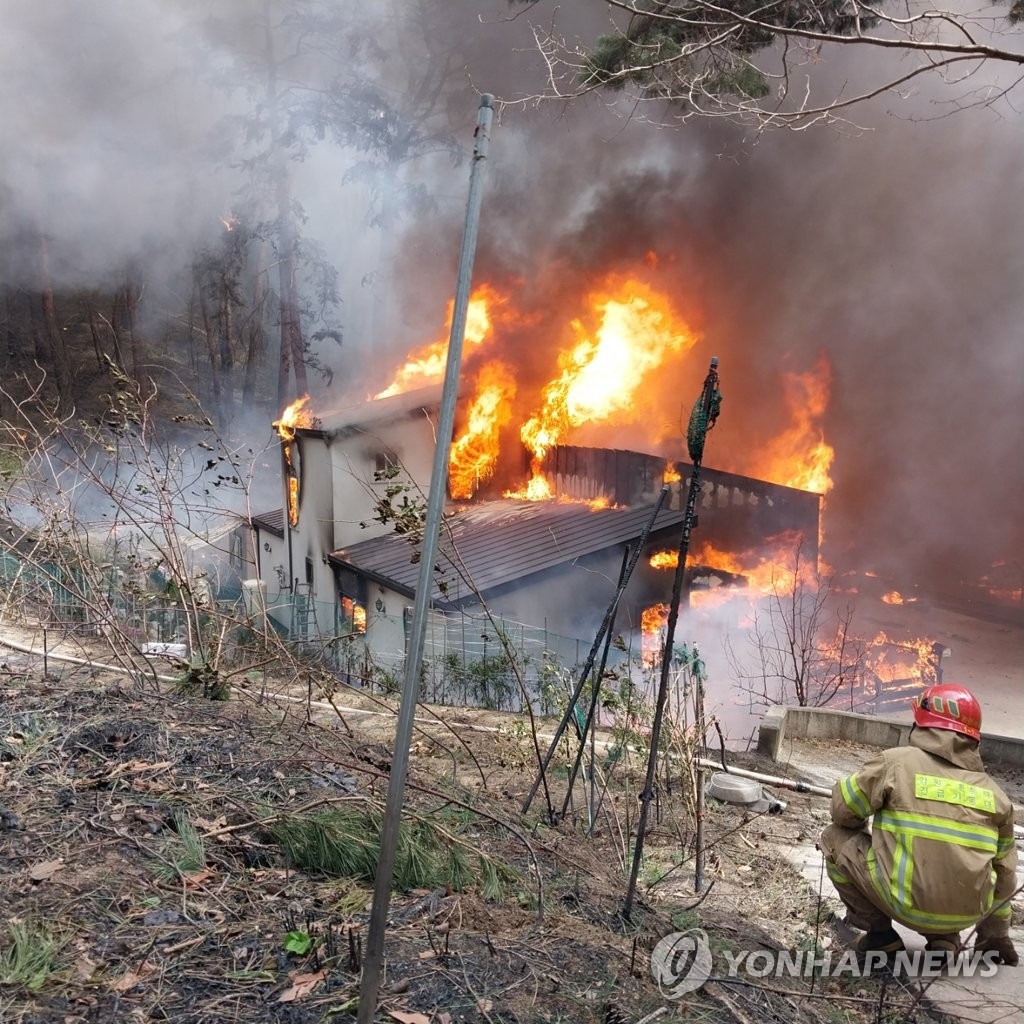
[250,393,445,645]
[362,583,410,656]
[257,531,290,605]
[326,415,438,549]
[288,436,336,603]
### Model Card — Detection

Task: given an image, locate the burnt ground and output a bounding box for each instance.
[0,652,954,1024]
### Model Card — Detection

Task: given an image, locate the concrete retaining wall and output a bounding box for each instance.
[758,705,1024,769]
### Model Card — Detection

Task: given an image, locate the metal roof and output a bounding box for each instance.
[305,384,443,439]
[329,496,686,604]
[252,508,285,537]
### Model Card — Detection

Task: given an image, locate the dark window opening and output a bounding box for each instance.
[373,450,399,477]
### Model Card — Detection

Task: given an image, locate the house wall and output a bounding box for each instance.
[256,531,289,604]
[361,581,409,655]
[285,437,336,612]
[325,415,439,549]
[465,545,629,640]
[228,523,259,581]
[246,524,291,635]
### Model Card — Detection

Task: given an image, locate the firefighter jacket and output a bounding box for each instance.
[830,726,1017,937]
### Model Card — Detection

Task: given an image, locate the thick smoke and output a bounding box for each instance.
[392,2,1024,595]
[2,0,1022,598]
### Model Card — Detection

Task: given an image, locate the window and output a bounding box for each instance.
[339,595,367,635]
[373,449,399,478]
[229,531,244,570]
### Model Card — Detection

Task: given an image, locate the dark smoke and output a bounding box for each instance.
[392,2,1024,596]
[1,1,1021,597]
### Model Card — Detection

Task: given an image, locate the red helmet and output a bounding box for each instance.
[911,684,982,742]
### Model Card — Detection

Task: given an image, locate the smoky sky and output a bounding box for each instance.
[395,1,1024,593]
[1,0,1022,593]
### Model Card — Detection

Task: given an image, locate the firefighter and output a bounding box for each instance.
[820,683,1018,964]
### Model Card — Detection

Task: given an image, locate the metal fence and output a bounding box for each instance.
[0,554,641,715]
[253,589,632,714]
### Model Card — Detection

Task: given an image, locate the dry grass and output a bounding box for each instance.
[0,648,952,1024]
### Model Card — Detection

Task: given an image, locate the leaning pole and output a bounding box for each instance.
[357,94,495,1024]
[623,356,721,921]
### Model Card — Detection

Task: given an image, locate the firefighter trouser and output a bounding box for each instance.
[819,823,962,948]
[819,823,893,932]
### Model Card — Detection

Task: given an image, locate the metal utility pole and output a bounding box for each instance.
[357,94,495,1024]
[522,486,671,818]
[623,356,721,921]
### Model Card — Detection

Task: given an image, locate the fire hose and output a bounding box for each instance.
[697,756,1024,838]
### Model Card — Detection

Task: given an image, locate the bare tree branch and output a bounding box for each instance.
[504,0,1024,129]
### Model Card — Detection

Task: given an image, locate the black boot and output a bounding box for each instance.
[856,927,905,956]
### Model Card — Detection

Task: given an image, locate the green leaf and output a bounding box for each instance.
[284,930,313,955]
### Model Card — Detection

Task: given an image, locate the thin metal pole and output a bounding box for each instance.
[561,546,630,822]
[522,485,671,816]
[693,656,707,892]
[356,93,494,1024]
[623,358,720,921]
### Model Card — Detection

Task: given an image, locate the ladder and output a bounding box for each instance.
[293,583,320,640]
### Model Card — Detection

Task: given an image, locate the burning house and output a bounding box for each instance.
[246,387,821,687]
[243,275,833,703]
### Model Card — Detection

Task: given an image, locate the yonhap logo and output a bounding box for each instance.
[650,928,714,997]
[650,932,1002,1000]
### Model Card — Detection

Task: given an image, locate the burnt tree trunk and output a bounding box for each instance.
[0,288,20,417]
[3,287,21,366]
[218,272,236,430]
[37,235,72,407]
[263,7,307,408]
[196,277,224,428]
[121,272,142,382]
[87,304,104,371]
[242,246,269,408]
[276,187,307,406]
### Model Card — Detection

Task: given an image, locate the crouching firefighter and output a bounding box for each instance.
[820,684,1018,964]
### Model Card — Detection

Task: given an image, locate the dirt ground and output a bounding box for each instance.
[0,639,954,1024]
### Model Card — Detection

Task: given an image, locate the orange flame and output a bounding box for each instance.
[275,395,315,527]
[516,279,698,498]
[749,353,835,496]
[382,269,835,509]
[275,394,314,440]
[980,561,1023,605]
[663,461,681,485]
[882,591,904,605]
[641,602,671,664]
[865,631,940,685]
[376,283,513,398]
[688,536,811,594]
[448,361,516,500]
[642,603,669,634]
[650,550,678,570]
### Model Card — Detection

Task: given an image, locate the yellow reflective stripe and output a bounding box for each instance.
[840,774,872,819]
[891,834,912,907]
[997,835,1015,858]
[866,848,985,929]
[914,773,996,813]
[991,902,1012,918]
[876,809,998,853]
[825,860,851,885]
